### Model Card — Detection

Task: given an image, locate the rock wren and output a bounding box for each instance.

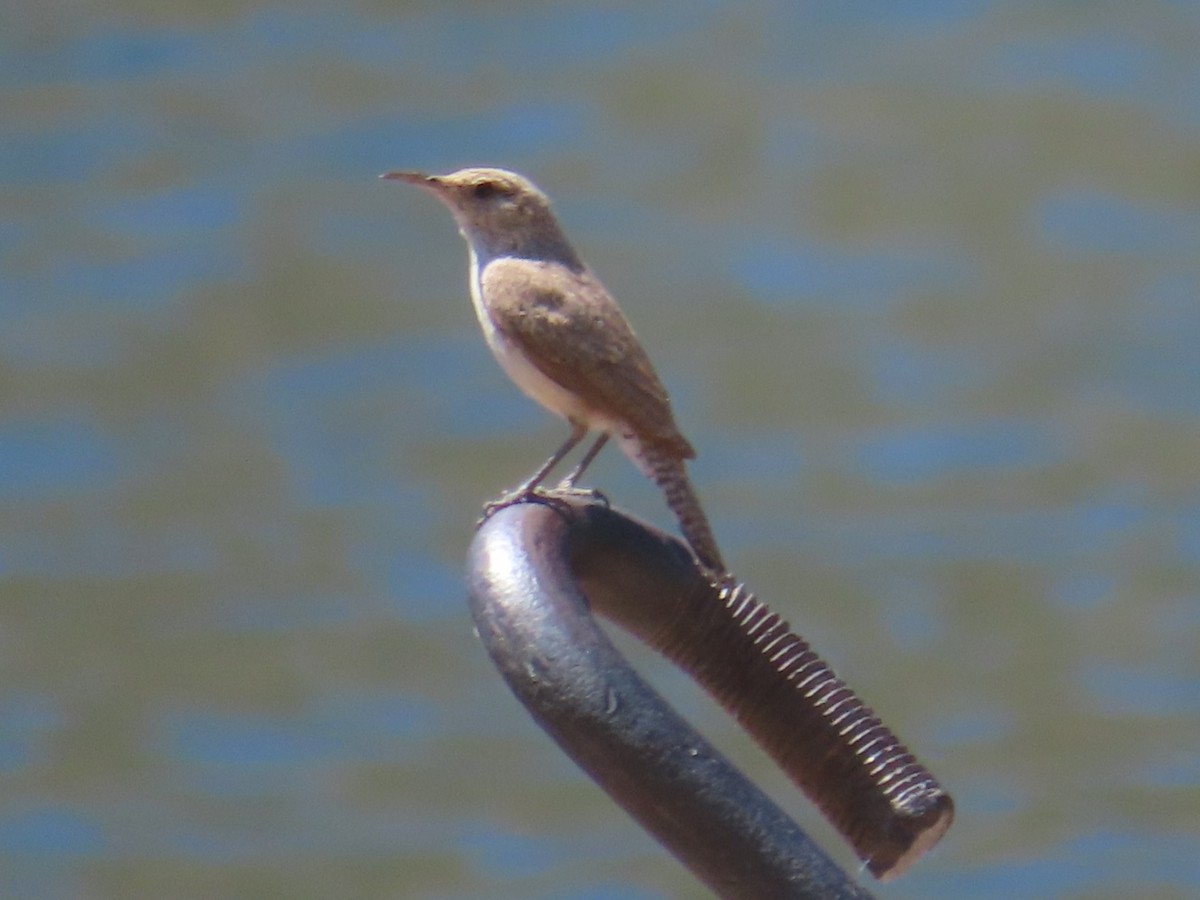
[383,166,724,572]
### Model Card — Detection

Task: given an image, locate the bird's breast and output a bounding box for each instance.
[469,252,614,430]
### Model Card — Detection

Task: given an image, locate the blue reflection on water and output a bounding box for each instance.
[0,118,153,183]
[165,694,437,770]
[102,185,242,237]
[301,103,592,175]
[1039,189,1200,256]
[863,337,1000,408]
[993,34,1157,97]
[0,694,63,772]
[0,27,202,84]
[460,825,560,881]
[730,238,969,311]
[1050,572,1116,612]
[0,418,121,499]
[774,500,1152,567]
[0,808,105,855]
[856,419,1059,483]
[1080,663,1200,717]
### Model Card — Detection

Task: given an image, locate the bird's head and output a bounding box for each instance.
[382,167,576,264]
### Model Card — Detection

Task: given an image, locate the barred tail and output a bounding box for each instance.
[642,446,725,573]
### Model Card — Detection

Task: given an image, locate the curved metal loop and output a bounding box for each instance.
[468,494,951,897]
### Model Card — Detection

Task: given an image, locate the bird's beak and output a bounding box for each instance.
[380,170,442,191]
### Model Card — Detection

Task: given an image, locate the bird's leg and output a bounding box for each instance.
[559,434,609,488]
[551,433,611,505]
[483,423,587,517]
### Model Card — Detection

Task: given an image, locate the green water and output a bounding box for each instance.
[2,2,1198,897]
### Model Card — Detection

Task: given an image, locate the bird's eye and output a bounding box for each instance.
[472,181,499,200]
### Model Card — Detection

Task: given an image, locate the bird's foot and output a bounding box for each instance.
[478,484,609,526]
[479,486,540,522]
[549,482,610,507]
[479,485,571,523]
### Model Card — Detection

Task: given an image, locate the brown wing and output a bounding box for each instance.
[481,256,695,459]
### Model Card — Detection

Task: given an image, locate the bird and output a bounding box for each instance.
[383,166,724,573]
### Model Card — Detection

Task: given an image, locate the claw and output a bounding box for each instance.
[550,483,610,507]
[478,486,538,524]
[476,484,610,527]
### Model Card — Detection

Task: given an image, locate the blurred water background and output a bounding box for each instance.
[3,1,1199,897]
